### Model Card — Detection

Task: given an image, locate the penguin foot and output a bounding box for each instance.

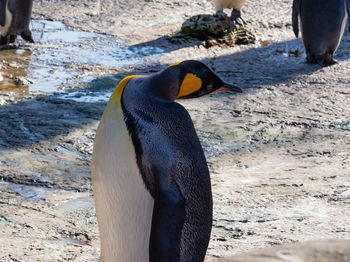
[306,57,316,64]
[215,9,227,17]
[321,53,337,66]
[322,58,337,66]
[9,35,17,44]
[0,45,15,51]
[230,9,246,25]
[21,30,34,43]
[306,53,337,66]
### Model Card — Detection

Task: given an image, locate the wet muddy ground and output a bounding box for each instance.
[0,0,350,261]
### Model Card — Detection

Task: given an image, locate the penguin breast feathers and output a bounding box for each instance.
[213,0,246,9]
[0,7,12,36]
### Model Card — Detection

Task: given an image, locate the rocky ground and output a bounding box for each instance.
[0,0,350,261]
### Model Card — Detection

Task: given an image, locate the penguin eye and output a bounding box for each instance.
[206,83,214,91]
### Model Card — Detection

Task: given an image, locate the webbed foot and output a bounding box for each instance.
[231,9,246,25]
[21,30,34,43]
[215,9,227,17]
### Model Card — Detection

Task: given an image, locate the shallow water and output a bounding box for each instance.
[55,197,94,211]
[0,20,164,94]
[59,89,112,103]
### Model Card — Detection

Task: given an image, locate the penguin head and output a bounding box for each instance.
[167,60,242,99]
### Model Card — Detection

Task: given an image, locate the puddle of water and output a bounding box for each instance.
[334,121,350,130]
[59,89,112,103]
[55,197,94,211]
[0,49,32,97]
[0,20,164,95]
[87,46,164,67]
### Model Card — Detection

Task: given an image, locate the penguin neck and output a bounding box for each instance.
[144,68,185,101]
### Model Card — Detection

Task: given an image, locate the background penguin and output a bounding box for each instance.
[92,60,242,262]
[292,0,350,65]
[0,0,34,47]
[213,0,246,25]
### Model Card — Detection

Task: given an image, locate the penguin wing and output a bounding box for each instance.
[149,182,186,262]
[347,0,350,32]
[0,0,7,27]
[292,0,301,37]
[142,104,212,262]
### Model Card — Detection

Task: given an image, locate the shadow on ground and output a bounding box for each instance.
[203,35,350,89]
[0,34,349,152]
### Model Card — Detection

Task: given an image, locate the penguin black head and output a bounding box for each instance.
[164,60,242,99]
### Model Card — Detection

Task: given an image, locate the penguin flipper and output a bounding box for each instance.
[0,0,7,27]
[149,182,185,262]
[292,0,301,37]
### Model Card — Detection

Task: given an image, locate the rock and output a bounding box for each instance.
[181,14,237,38]
[0,97,6,105]
[169,14,255,48]
[216,240,350,262]
[15,76,33,86]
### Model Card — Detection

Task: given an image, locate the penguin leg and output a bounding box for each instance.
[9,35,17,44]
[149,183,185,262]
[306,52,317,64]
[21,30,34,43]
[0,35,9,48]
[230,9,246,25]
[215,8,227,17]
[322,53,337,66]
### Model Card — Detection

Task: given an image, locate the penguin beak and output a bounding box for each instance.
[211,83,243,94]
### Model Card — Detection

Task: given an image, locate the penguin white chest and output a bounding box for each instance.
[92,97,154,262]
[213,0,246,10]
[337,5,348,49]
[0,7,12,36]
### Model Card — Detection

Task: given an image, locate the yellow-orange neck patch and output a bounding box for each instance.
[168,61,182,68]
[177,73,202,98]
[110,75,140,102]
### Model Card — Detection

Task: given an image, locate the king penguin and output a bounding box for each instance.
[91,60,242,262]
[213,0,247,25]
[0,0,34,47]
[292,0,350,65]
